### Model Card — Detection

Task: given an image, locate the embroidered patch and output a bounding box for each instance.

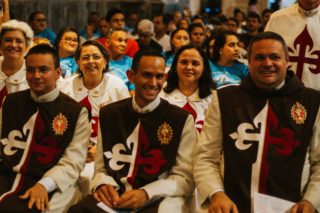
[52,113,68,135]
[157,122,173,145]
[290,102,307,124]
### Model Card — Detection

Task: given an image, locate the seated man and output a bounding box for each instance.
[0,44,91,213]
[194,32,320,213]
[69,49,196,213]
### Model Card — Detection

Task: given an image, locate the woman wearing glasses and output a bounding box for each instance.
[60,40,130,196]
[54,27,80,78]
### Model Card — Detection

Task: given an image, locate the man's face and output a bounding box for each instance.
[249,39,288,90]
[127,56,166,108]
[98,19,109,36]
[262,12,273,26]
[31,13,47,33]
[299,0,320,10]
[110,13,125,30]
[138,31,152,46]
[26,54,61,96]
[108,31,127,59]
[246,17,260,33]
[153,16,166,34]
[227,20,238,32]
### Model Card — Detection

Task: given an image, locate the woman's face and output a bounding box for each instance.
[177,48,204,85]
[190,27,206,48]
[220,35,239,63]
[171,30,190,52]
[78,45,107,80]
[0,30,27,60]
[59,31,79,57]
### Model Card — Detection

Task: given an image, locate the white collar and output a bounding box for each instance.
[169,88,202,102]
[73,74,104,97]
[132,95,160,113]
[0,64,26,84]
[30,87,59,103]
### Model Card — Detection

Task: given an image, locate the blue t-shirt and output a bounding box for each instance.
[35,28,56,45]
[60,56,78,78]
[210,60,248,89]
[109,56,134,91]
[163,52,174,70]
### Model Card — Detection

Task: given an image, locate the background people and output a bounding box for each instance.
[54,27,80,78]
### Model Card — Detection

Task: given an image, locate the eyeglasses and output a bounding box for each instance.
[80,54,103,61]
[63,37,78,43]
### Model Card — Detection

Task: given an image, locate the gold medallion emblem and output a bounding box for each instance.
[52,113,68,135]
[157,122,173,145]
[290,102,307,124]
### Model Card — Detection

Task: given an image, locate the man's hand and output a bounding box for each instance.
[290,200,315,213]
[93,184,120,208]
[86,144,96,163]
[209,191,239,213]
[116,189,149,210]
[19,183,49,211]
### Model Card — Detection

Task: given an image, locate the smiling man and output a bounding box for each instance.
[0,44,90,213]
[69,49,196,213]
[194,32,320,213]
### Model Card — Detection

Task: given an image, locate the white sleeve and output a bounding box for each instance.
[43,108,91,192]
[302,107,320,210]
[141,115,196,199]
[193,91,225,206]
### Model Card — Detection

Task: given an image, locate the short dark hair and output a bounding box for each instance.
[25,44,60,68]
[131,49,164,73]
[228,17,239,27]
[106,8,125,22]
[74,40,110,76]
[153,14,171,26]
[212,30,238,62]
[262,9,274,17]
[188,23,205,34]
[28,11,45,22]
[164,45,215,98]
[54,27,80,53]
[247,11,261,23]
[248,31,288,62]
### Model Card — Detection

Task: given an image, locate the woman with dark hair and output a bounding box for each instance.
[164,28,190,71]
[60,40,130,195]
[161,45,215,132]
[54,27,80,78]
[189,23,206,48]
[210,30,248,88]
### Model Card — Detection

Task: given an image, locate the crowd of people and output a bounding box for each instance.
[0,0,319,212]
